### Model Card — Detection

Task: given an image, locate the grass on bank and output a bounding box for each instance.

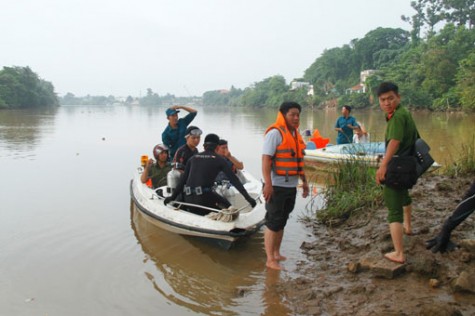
[313,137,475,226]
[315,158,384,226]
[444,136,475,176]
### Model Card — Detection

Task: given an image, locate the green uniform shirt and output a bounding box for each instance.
[385,105,418,155]
[148,163,172,188]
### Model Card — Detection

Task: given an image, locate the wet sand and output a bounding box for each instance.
[282,174,475,315]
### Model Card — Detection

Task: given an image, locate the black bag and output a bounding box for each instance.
[414,138,434,177]
[385,155,418,190]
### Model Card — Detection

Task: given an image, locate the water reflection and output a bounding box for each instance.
[0,108,57,159]
[261,270,291,316]
[130,203,276,315]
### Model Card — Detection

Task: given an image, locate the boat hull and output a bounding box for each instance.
[129,169,266,249]
[304,141,440,174]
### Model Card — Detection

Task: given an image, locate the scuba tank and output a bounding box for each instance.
[167,168,181,194]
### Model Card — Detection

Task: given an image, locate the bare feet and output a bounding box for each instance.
[274,254,287,261]
[266,260,283,270]
[384,251,405,264]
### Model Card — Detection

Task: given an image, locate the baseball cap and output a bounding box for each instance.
[166,108,180,117]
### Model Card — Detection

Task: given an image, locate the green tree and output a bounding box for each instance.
[443,0,475,28]
[241,75,289,107]
[140,88,162,105]
[0,66,58,108]
[354,27,410,70]
[456,51,475,110]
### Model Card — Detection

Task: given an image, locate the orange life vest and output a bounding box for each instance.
[265,111,306,177]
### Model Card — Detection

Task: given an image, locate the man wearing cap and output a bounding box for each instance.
[262,101,309,270]
[164,133,257,215]
[172,126,202,172]
[141,144,172,188]
[162,105,197,160]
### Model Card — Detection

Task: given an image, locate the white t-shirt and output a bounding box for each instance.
[262,128,299,188]
[353,133,370,144]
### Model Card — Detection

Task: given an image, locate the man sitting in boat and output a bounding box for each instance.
[172,125,202,172]
[141,144,172,188]
[353,124,370,143]
[164,133,257,215]
[215,139,244,183]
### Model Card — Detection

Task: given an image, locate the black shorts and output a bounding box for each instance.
[265,186,297,231]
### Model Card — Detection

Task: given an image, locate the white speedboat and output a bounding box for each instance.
[130,168,265,249]
[305,142,386,167]
[304,141,440,171]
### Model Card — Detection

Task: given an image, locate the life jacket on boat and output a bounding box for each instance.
[310,128,330,149]
[265,111,306,177]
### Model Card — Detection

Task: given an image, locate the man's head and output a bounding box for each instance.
[185,126,202,149]
[279,101,301,131]
[377,82,400,115]
[153,144,169,162]
[341,105,351,116]
[203,133,220,151]
[166,108,180,127]
[217,139,228,155]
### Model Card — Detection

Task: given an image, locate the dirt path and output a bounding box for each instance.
[283,174,475,315]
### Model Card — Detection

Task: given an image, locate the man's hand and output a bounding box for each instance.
[302,182,309,198]
[376,165,387,185]
[263,182,273,203]
[247,197,257,208]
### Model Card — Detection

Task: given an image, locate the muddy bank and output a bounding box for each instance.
[283,174,475,315]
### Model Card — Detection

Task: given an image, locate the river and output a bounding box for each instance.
[0,105,473,315]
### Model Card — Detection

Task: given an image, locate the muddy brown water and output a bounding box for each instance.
[0,105,473,315]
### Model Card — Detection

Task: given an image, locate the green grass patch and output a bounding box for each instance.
[444,136,475,177]
[316,157,384,226]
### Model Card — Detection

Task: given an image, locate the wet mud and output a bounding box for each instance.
[283,174,475,315]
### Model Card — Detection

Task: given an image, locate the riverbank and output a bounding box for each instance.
[282,174,475,315]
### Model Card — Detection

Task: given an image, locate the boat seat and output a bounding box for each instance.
[306,141,316,150]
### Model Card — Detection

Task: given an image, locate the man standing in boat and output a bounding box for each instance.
[162,105,197,161]
[334,105,359,144]
[262,101,309,270]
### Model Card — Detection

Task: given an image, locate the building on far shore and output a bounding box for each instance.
[290,80,314,96]
[345,69,378,94]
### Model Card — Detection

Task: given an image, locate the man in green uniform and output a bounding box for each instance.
[375,82,418,264]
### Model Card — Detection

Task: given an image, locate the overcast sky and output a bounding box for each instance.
[1,0,413,97]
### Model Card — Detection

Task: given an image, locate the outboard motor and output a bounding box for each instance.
[167,168,181,194]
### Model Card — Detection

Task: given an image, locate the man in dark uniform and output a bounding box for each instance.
[426,179,475,253]
[172,125,201,172]
[164,133,256,215]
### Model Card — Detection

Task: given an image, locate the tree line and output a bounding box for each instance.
[203,0,475,111]
[0,66,58,109]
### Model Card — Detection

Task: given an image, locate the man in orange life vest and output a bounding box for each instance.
[262,101,309,270]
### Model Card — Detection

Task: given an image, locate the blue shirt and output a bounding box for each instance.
[161,112,197,160]
[335,116,358,144]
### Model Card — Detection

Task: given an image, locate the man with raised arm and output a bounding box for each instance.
[162,105,197,160]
